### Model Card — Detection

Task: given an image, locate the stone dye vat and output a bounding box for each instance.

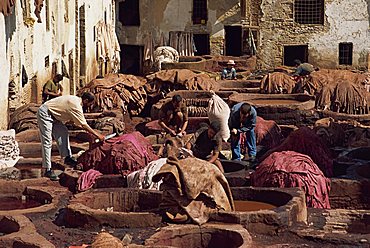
[294,208,370,246]
[64,188,163,228]
[59,168,126,193]
[329,178,370,210]
[217,79,261,93]
[0,182,67,215]
[319,110,370,126]
[0,215,54,247]
[211,187,307,234]
[145,223,252,248]
[162,56,207,71]
[229,93,317,125]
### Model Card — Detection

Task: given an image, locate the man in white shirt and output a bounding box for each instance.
[37,92,105,180]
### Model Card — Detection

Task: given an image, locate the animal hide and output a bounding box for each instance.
[251,151,331,209]
[153,156,234,225]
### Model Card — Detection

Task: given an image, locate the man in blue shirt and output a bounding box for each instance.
[228,102,257,161]
[221,60,237,80]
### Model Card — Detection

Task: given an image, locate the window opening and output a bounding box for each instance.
[193,0,207,25]
[339,42,353,65]
[294,0,324,25]
[119,0,140,26]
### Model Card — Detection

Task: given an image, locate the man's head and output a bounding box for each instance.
[81,92,95,108]
[53,74,63,83]
[172,94,182,108]
[240,103,252,123]
[294,59,302,67]
[208,121,221,138]
[227,60,235,68]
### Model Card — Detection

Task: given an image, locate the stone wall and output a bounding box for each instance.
[0,14,9,129]
[0,0,115,129]
[115,0,241,54]
[258,0,370,69]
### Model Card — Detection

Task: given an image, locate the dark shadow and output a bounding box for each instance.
[4,6,16,51]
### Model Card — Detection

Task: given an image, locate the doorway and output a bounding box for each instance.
[283,45,308,66]
[225,25,242,56]
[193,34,210,55]
[120,45,143,75]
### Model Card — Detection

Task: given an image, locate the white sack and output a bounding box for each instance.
[207,92,230,142]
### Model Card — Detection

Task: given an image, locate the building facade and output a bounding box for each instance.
[115,0,369,73]
[0,0,116,129]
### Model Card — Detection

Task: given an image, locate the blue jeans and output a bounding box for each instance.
[231,128,256,160]
[37,104,72,169]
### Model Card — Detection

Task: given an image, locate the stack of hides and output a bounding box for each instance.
[251,151,331,209]
[315,117,370,147]
[316,79,369,115]
[260,72,296,94]
[152,156,234,224]
[261,127,333,177]
[77,132,158,176]
[145,69,218,98]
[78,74,147,116]
[240,116,283,153]
[9,103,40,132]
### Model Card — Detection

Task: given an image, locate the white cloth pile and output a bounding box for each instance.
[0,129,20,169]
[127,158,167,190]
[154,46,179,71]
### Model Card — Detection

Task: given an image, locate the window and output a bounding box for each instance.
[119,0,140,26]
[339,43,353,65]
[294,0,324,25]
[192,0,207,25]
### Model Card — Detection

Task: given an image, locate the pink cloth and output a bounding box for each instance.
[77,169,103,191]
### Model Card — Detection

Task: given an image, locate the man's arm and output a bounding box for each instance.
[81,123,105,141]
[158,118,176,135]
[208,151,219,163]
[231,68,237,79]
[179,120,188,135]
[44,88,62,97]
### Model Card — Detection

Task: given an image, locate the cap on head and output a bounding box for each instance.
[227,60,235,65]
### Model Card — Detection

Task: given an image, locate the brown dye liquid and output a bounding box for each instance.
[0,197,42,210]
[234,200,276,212]
[250,99,302,105]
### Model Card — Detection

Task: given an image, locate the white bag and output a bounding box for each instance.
[207,92,230,142]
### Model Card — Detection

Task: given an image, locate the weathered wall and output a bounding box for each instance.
[0,0,115,129]
[258,0,370,69]
[115,0,241,55]
[0,14,9,129]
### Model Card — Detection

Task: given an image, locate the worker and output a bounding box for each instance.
[42,74,64,103]
[159,94,188,137]
[229,102,257,162]
[293,59,314,76]
[37,92,105,180]
[185,122,224,172]
[221,60,237,80]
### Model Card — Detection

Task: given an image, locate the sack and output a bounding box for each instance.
[207,92,230,142]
